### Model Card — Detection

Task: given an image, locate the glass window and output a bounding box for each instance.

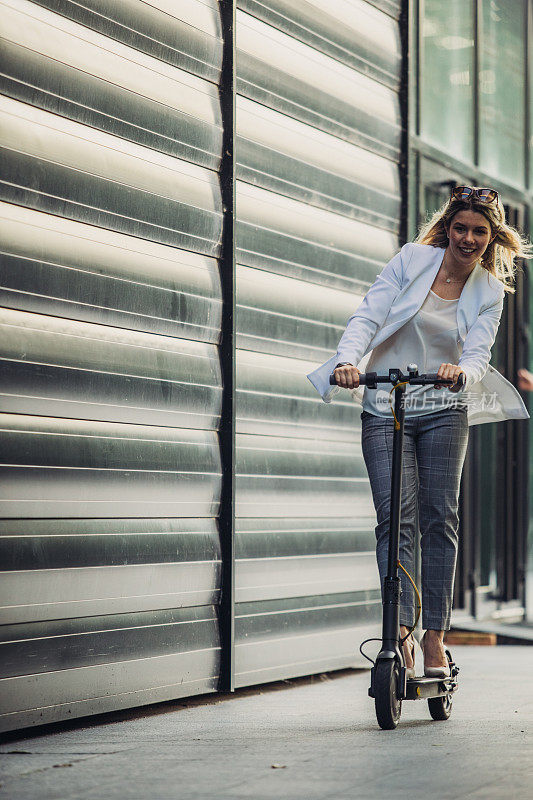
[420,0,475,162]
[530,8,533,190]
[479,0,527,186]
[418,157,471,230]
[524,206,533,620]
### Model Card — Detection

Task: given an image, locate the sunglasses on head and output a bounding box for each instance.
[450,186,498,204]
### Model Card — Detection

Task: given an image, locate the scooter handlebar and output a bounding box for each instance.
[329,370,465,388]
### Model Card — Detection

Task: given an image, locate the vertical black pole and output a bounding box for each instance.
[523,0,530,190]
[520,0,531,614]
[399,0,410,245]
[218,0,236,694]
[387,387,405,580]
[381,386,405,652]
[413,0,422,236]
[473,0,480,167]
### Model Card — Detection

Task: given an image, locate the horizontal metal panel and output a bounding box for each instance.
[0,204,221,339]
[0,415,221,518]
[0,86,216,212]
[236,591,381,638]
[0,97,222,254]
[0,562,220,625]
[236,433,365,479]
[237,96,399,231]
[235,517,376,557]
[235,591,381,685]
[29,0,222,81]
[237,142,399,234]
[0,518,219,566]
[235,479,371,520]
[237,11,400,159]
[238,0,401,89]
[236,509,379,606]
[235,626,375,686]
[0,309,221,427]
[235,432,375,518]
[0,606,218,678]
[236,264,362,361]
[235,622,378,686]
[0,649,219,732]
[238,98,399,205]
[236,553,377,602]
[236,480,374,519]
[237,182,398,291]
[236,350,361,442]
[0,356,220,428]
[1,1,222,168]
[0,518,221,623]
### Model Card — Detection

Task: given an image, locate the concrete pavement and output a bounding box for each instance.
[0,646,531,800]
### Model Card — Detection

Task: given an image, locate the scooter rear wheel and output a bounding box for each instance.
[374,659,402,730]
[427,651,454,721]
[427,693,453,720]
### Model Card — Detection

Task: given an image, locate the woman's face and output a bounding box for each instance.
[445,209,495,267]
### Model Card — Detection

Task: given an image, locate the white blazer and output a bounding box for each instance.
[307,242,529,426]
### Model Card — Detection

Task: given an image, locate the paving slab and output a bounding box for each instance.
[0,646,531,800]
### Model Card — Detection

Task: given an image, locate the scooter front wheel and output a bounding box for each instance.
[374,658,402,730]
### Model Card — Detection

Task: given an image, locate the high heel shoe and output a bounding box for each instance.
[421,633,451,678]
[401,634,416,679]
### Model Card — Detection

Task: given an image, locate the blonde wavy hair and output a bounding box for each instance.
[414,193,533,295]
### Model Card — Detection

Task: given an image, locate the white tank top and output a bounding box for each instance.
[362,289,468,417]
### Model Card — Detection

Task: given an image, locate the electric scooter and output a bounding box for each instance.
[329,364,461,730]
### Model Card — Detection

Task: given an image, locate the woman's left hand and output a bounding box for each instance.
[434,363,466,392]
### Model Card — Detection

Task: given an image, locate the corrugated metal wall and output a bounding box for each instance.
[0,0,224,730]
[0,0,404,729]
[234,0,403,685]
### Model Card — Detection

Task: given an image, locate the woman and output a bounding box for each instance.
[321,187,532,677]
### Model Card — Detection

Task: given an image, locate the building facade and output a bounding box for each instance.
[409,0,532,623]
[0,0,530,731]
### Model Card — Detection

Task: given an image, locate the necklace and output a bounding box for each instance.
[441,251,473,284]
[440,261,468,284]
[438,270,465,284]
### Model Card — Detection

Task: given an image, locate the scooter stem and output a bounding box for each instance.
[381,380,405,654]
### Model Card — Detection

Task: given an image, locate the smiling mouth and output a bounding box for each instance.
[459,247,476,255]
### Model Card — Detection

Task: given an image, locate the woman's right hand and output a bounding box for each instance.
[333,364,361,389]
[517,368,533,392]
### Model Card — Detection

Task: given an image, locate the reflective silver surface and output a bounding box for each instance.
[30,0,223,81]
[235,591,381,687]
[0,0,224,730]
[237,10,400,159]
[0,204,222,340]
[239,0,401,89]
[0,518,221,624]
[234,0,402,684]
[0,0,404,728]
[1,0,222,168]
[0,414,221,518]
[236,350,361,442]
[0,95,223,253]
[0,308,221,426]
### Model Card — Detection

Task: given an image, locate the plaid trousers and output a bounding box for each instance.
[360,406,469,630]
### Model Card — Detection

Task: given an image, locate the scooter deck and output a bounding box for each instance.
[368,662,459,701]
[405,675,458,701]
